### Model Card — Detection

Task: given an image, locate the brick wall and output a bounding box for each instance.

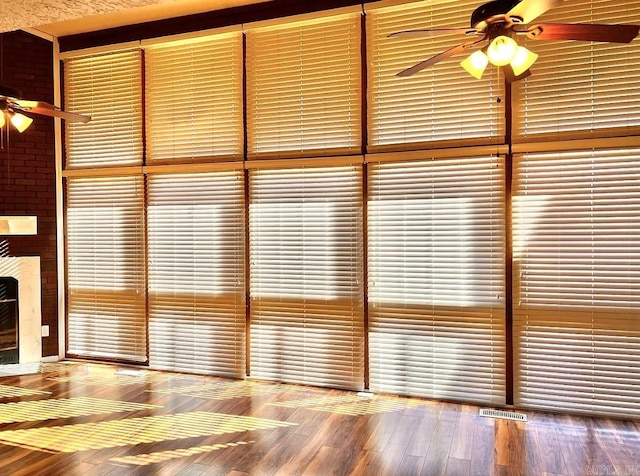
[0,31,57,357]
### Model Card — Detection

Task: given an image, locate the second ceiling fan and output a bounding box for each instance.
[390,0,640,82]
[0,84,90,133]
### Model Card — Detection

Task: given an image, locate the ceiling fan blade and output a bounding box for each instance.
[389,28,479,38]
[507,0,563,24]
[14,100,91,123]
[28,107,92,123]
[527,23,640,43]
[397,39,487,77]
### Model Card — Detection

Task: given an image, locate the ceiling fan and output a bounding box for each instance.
[0,84,90,133]
[390,0,640,82]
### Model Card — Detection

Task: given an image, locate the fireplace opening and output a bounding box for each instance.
[0,277,18,364]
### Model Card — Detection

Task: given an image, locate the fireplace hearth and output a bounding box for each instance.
[0,277,18,364]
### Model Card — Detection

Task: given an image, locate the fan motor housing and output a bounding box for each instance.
[0,85,22,99]
[471,0,521,28]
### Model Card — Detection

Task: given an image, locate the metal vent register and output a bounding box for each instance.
[479,408,527,422]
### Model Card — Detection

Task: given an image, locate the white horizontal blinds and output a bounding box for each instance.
[249,166,364,390]
[147,172,246,377]
[64,50,143,168]
[513,149,640,417]
[366,0,504,151]
[513,0,640,139]
[145,33,244,163]
[246,13,362,158]
[368,156,506,403]
[66,176,146,362]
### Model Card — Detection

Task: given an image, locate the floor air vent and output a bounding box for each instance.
[479,409,527,422]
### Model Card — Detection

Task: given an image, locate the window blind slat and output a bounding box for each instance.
[368,156,506,404]
[66,176,147,362]
[249,166,364,390]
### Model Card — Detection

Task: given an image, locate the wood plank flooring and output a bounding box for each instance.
[0,362,638,475]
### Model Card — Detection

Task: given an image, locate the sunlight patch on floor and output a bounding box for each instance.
[0,411,297,453]
[0,384,50,399]
[47,372,193,387]
[0,397,160,424]
[269,394,431,415]
[110,440,255,466]
[38,361,83,374]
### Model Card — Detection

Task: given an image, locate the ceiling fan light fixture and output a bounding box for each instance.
[461,50,489,79]
[10,112,33,133]
[509,45,538,76]
[487,35,518,66]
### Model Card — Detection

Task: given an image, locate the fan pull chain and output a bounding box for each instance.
[3,122,10,188]
[0,34,7,187]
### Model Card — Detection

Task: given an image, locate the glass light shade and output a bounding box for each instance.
[460,50,489,79]
[0,112,5,128]
[11,112,33,133]
[509,46,538,76]
[487,35,518,66]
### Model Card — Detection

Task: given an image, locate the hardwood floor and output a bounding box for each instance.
[0,362,638,475]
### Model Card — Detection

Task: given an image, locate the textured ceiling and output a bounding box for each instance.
[1,0,179,33]
[1,0,265,36]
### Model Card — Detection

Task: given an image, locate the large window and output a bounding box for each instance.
[246,12,362,158]
[66,176,146,362]
[143,32,247,375]
[248,165,364,389]
[64,49,143,168]
[509,0,640,418]
[145,33,244,163]
[366,0,505,151]
[147,171,246,377]
[368,155,506,403]
[513,149,640,417]
[513,0,640,140]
